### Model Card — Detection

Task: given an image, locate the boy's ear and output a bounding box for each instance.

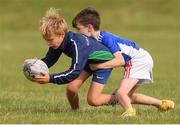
[88,24,94,31]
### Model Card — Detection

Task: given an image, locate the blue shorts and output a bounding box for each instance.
[84,63,112,84]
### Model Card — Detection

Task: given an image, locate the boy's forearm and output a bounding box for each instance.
[49,72,80,85]
[98,58,124,68]
[90,57,124,70]
[41,47,62,68]
[98,51,125,69]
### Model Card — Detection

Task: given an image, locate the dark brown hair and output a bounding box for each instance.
[72,7,100,31]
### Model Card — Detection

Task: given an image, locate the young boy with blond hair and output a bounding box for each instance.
[33,8,118,109]
[71,7,174,117]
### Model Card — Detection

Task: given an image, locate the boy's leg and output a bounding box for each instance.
[86,68,116,106]
[87,81,116,106]
[111,82,162,107]
[117,79,174,112]
[116,78,138,110]
[129,85,174,110]
[128,85,162,106]
[67,70,91,110]
[115,78,140,117]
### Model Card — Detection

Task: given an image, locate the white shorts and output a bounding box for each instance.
[123,48,154,84]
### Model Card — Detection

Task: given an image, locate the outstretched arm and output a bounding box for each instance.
[41,47,62,68]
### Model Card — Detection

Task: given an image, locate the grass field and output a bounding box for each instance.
[0,0,180,123]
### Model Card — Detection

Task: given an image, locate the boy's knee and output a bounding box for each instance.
[130,93,138,101]
[87,96,99,106]
[116,89,127,96]
[67,85,78,93]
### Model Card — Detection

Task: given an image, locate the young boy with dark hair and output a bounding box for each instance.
[71,7,174,117]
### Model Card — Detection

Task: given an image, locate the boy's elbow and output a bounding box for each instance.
[113,52,125,67]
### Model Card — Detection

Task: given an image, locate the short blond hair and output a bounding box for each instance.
[40,7,68,40]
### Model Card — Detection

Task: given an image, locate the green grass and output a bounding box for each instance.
[0,0,180,123]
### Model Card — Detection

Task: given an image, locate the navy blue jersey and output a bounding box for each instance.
[42,31,112,84]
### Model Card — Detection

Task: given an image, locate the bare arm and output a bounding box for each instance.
[90,51,125,70]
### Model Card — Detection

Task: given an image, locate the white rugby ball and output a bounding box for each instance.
[23,59,49,81]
